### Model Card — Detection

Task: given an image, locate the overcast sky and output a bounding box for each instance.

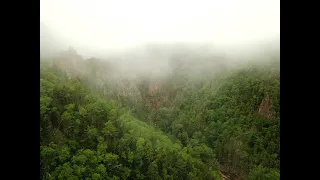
[40,0,280,50]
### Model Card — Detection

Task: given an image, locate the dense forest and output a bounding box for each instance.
[40,46,280,180]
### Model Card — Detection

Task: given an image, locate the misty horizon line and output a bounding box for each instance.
[40,21,279,58]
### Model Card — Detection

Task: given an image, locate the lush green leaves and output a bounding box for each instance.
[41,55,279,180]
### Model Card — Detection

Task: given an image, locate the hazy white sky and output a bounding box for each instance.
[40,0,280,50]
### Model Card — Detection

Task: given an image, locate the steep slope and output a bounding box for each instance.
[41,44,280,179]
[40,62,221,180]
[155,59,280,179]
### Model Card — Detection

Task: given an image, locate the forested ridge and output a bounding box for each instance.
[40,47,280,180]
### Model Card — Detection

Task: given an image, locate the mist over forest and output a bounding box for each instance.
[41,22,279,78]
[40,0,279,179]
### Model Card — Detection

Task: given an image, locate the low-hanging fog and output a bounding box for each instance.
[40,2,280,179]
[40,0,280,80]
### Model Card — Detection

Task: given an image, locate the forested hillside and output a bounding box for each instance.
[40,47,279,180]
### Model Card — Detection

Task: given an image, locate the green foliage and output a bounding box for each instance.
[41,53,279,180]
[40,61,221,180]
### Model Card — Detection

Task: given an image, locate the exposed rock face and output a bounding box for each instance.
[258,94,273,119]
